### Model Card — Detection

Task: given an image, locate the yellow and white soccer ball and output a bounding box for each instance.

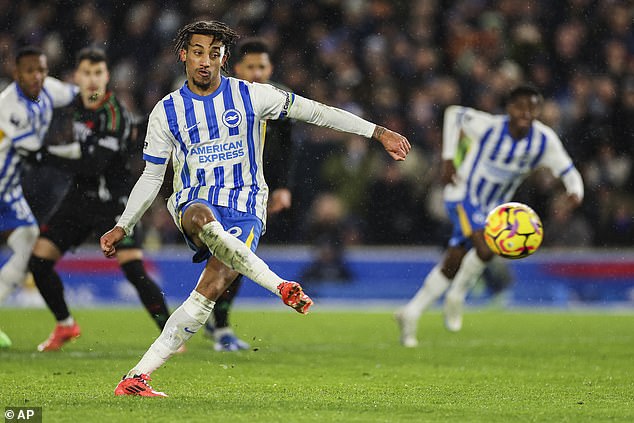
[484,202,543,259]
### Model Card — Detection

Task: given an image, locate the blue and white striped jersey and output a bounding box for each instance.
[442,106,577,213]
[0,77,77,203]
[143,76,297,223]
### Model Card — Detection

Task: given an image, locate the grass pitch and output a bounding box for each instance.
[1,307,633,422]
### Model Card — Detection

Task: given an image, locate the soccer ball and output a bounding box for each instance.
[484,202,543,259]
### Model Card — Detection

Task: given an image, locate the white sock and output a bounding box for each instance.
[204,313,215,328]
[213,326,234,341]
[129,291,214,376]
[59,316,75,327]
[445,249,487,300]
[0,225,39,304]
[401,264,451,319]
[198,221,284,295]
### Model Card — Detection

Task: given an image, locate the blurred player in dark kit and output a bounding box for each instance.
[29,48,172,352]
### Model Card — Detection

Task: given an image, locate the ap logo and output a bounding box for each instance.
[222,109,242,128]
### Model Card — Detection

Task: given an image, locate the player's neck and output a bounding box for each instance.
[187,77,222,96]
[508,125,529,140]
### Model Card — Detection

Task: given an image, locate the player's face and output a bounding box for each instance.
[74,60,109,105]
[234,52,273,83]
[507,94,542,138]
[14,54,48,100]
[180,34,227,94]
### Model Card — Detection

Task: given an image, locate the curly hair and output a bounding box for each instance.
[173,20,239,73]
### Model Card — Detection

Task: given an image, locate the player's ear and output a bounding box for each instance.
[179,49,187,63]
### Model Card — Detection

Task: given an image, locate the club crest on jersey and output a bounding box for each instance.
[222,109,242,128]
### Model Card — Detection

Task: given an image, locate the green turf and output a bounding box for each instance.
[0,308,632,422]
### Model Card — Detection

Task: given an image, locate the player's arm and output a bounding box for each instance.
[43,112,129,173]
[536,125,584,208]
[287,96,410,161]
[251,83,410,161]
[43,76,79,108]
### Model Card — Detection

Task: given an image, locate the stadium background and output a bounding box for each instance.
[1,0,633,306]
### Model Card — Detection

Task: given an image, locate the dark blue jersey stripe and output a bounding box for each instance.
[12,131,35,142]
[529,133,547,168]
[180,89,201,144]
[238,81,259,215]
[222,83,240,137]
[0,148,16,193]
[163,96,191,189]
[559,163,575,176]
[0,163,20,199]
[488,120,508,162]
[203,96,220,140]
[209,166,224,205]
[517,126,534,168]
[465,127,494,202]
[485,182,501,208]
[143,153,167,164]
[228,163,243,209]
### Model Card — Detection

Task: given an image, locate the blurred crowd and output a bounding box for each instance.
[1,0,633,250]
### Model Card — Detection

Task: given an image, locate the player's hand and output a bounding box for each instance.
[566,193,582,209]
[268,188,292,214]
[373,126,411,161]
[100,226,126,258]
[441,160,457,185]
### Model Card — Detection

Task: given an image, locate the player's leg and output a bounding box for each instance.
[115,259,235,397]
[204,276,250,351]
[116,248,170,331]
[29,238,81,351]
[29,200,88,352]
[0,225,39,303]
[181,201,312,313]
[443,229,494,332]
[395,246,466,347]
[0,198,39,348]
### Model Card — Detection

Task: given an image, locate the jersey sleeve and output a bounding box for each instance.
[442,106,496,160]
[535,124,574,176]
[0,101,40,152]
[248,82,293,120]
[42,77,78,108]
[142,101,174,165]
[0,102,20,142]
[536,124,584,200]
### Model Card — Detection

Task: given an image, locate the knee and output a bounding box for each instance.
[182,204,216,237]
[23,225,40,245]
[8,225,39,250]
[472,231,494,262]
[475,245,494,262]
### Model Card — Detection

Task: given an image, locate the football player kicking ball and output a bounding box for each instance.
[395,85,583,347]
[101,20,410,397]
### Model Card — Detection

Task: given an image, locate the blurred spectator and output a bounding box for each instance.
[542,192,593,248]
[301,193,353,283]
